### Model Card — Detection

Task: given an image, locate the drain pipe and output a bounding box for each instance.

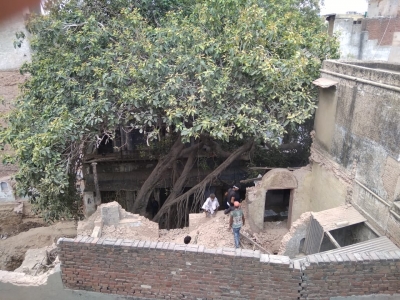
[320,69,400,93]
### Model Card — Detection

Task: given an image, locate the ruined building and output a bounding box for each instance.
[3,60,397,300]
[247,60,400,249]
[82,134,249,219]
[325,0,400,62]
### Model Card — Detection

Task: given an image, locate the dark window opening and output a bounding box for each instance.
[320,234,336,252]
[328,223,378,247]
[98,135,113,155]
[100,191,117,204]
[299,238,305,254]
[264,189,290,222]
[1,182,10,193]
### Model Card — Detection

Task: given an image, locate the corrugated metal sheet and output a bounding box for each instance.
[303,215,324,255]
[312,205,366,232]
[292,236,399,262]
[317,236,399,255]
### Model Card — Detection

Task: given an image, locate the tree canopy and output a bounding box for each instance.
[1,0,338,221]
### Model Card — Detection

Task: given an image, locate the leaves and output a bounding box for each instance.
[0,0,338,220]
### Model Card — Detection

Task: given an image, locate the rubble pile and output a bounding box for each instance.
[78,201,289,254]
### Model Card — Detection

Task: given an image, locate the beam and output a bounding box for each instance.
[240,232,272,254]
[325,231,341,249]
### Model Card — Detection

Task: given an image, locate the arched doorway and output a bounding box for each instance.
[247,169,297,231]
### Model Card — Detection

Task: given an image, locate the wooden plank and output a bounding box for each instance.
[239,233,271,254]
[325,231,341,249]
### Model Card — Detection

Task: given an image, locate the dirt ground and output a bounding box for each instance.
[0,203,48,238]
[0,221,76,271]
[0,201,77,272]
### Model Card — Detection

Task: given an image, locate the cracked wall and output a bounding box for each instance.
[309,60,400,246]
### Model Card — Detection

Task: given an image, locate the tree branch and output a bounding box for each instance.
[153,139,254,222]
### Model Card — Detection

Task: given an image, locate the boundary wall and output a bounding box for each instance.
[59,236,400,300]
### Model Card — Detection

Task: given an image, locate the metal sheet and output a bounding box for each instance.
[293,236,399,263]
[303,215,324,255]
[316,236,399,255]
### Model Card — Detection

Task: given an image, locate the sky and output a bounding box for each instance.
[320,0,369,15]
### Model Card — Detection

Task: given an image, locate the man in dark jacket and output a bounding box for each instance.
[224,185,240,214]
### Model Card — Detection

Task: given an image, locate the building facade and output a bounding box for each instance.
[326,0,400,62]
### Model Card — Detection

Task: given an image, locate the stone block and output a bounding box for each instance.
[101,203,120,226]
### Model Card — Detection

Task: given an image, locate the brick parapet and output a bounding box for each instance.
[58,236,400,299]
[298,250,400,299]
[58,236,300,299]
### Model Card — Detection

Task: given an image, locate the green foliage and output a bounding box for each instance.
[0,0,338,219]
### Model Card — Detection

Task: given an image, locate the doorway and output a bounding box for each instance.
[264,189,291,222]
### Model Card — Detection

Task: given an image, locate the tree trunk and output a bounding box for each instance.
[132,137,203,215]
[153,140,254,222]
[132,137,185,214]
[164,151,197,205]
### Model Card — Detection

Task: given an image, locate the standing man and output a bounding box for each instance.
[229,201,245,249]
[224,185,240,214]
[201,193,219,217]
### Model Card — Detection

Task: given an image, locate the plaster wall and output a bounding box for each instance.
[290,167,312,223]
[313,60,400,246]
[0,14,31,71]
[314,87,338,151]
[334,18,363,60]
[309,163,348,212]
[330,3,400,63]
[368,0,400,18]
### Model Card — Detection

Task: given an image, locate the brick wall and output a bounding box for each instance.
[363,17,400,45]
[59,237,400,300]
[299,252,400,300]
[59,236,301,299]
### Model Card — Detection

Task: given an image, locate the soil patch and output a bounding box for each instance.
[0,221,76,271]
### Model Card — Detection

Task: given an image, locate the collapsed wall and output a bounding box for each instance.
[279,212,311,257]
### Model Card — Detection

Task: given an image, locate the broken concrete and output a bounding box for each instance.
[14,244,56,275]
[78,202,159,241]
[279,212,311,258]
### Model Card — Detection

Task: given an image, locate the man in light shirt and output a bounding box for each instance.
[201,193,219,217]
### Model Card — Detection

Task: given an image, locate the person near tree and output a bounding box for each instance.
[201,193,219,217]
[224,185,240,214]
[229,201,245,249]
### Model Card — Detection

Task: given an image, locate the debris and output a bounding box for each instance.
[13,202,23,214]
[0,221,76,271]
[240,232,271,254]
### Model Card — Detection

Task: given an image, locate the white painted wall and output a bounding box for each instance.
[0,13,31,71]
